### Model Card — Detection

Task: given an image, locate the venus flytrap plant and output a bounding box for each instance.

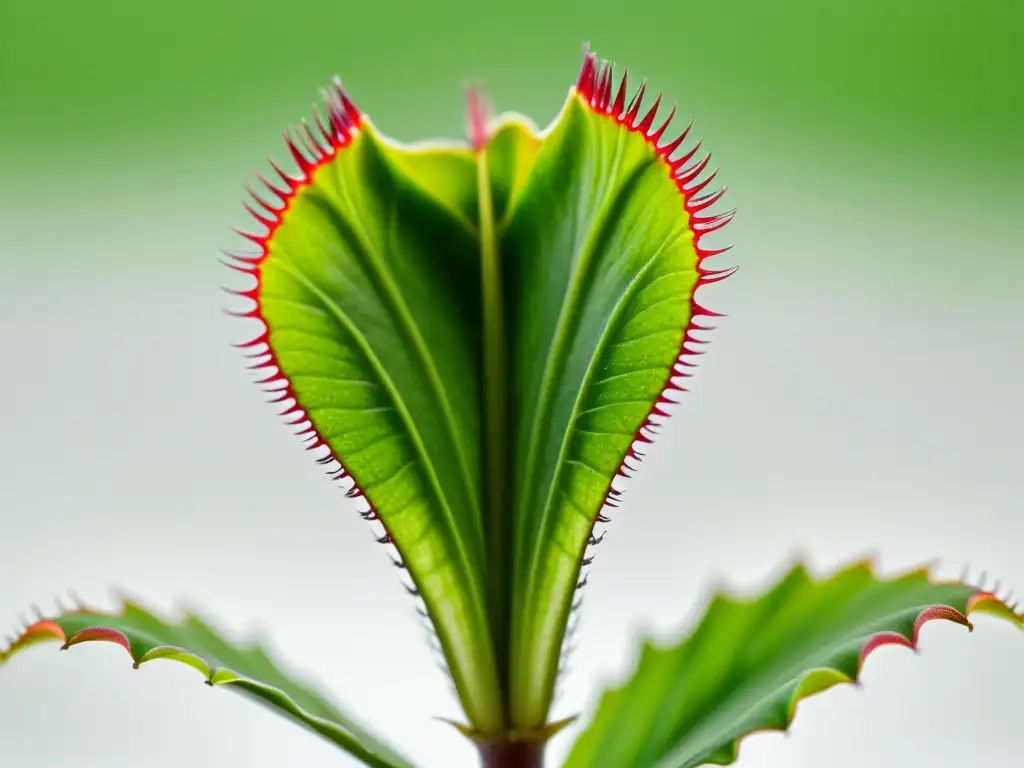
[2,48,1021,768]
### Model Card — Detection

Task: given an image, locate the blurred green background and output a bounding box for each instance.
[3,0,1021,197]
[3,0,1021,283]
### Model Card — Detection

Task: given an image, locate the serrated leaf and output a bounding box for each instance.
[227,83,504,730]
[503,51,733,727]
[224,50,733,737]
[563,561,1024,768]
[0,597,414,768]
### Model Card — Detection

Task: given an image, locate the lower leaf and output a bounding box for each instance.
[0,595,414,768]
[564,559,1023,768]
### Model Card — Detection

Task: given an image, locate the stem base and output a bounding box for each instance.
[478,739,545,768]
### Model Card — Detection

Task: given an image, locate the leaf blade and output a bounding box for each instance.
[563,561,1024,768]
[228,83,503,730]
[503,51,733,727]
[0,597,414,768]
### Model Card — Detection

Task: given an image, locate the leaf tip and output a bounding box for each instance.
[465,84,493,152]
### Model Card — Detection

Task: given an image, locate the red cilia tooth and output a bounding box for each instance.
[671,140,704,172]
[243,202,275,230]
[268,158,297,189]
[676,155,711,186]
[659,118,693,159]
[624,81,646,126]
[650,104,676,144]
[612,71,629,115]
[248,186,282,215]
[577,50,598,99]
[688,188,728,213]
[285,133,313,177]
[256,172,288,200]
[600,64,614,111]
[636,93,662,134]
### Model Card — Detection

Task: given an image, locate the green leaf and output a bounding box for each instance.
[223,51,733,737]
[564,561,1024,768]
[227,82,505,731]
[0,596,414,768]
[502,52,734,727]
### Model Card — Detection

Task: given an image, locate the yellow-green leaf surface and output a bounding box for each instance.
[227,81,504,730]
[0,598,413,768]
[564,561,1024,768]
[503,52,734,727]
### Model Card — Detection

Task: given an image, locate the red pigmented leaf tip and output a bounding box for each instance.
[65,626,133,655]
[466,86,493,152]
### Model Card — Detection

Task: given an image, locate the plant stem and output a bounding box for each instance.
[471,89,512,717]
[478,739,545,768]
